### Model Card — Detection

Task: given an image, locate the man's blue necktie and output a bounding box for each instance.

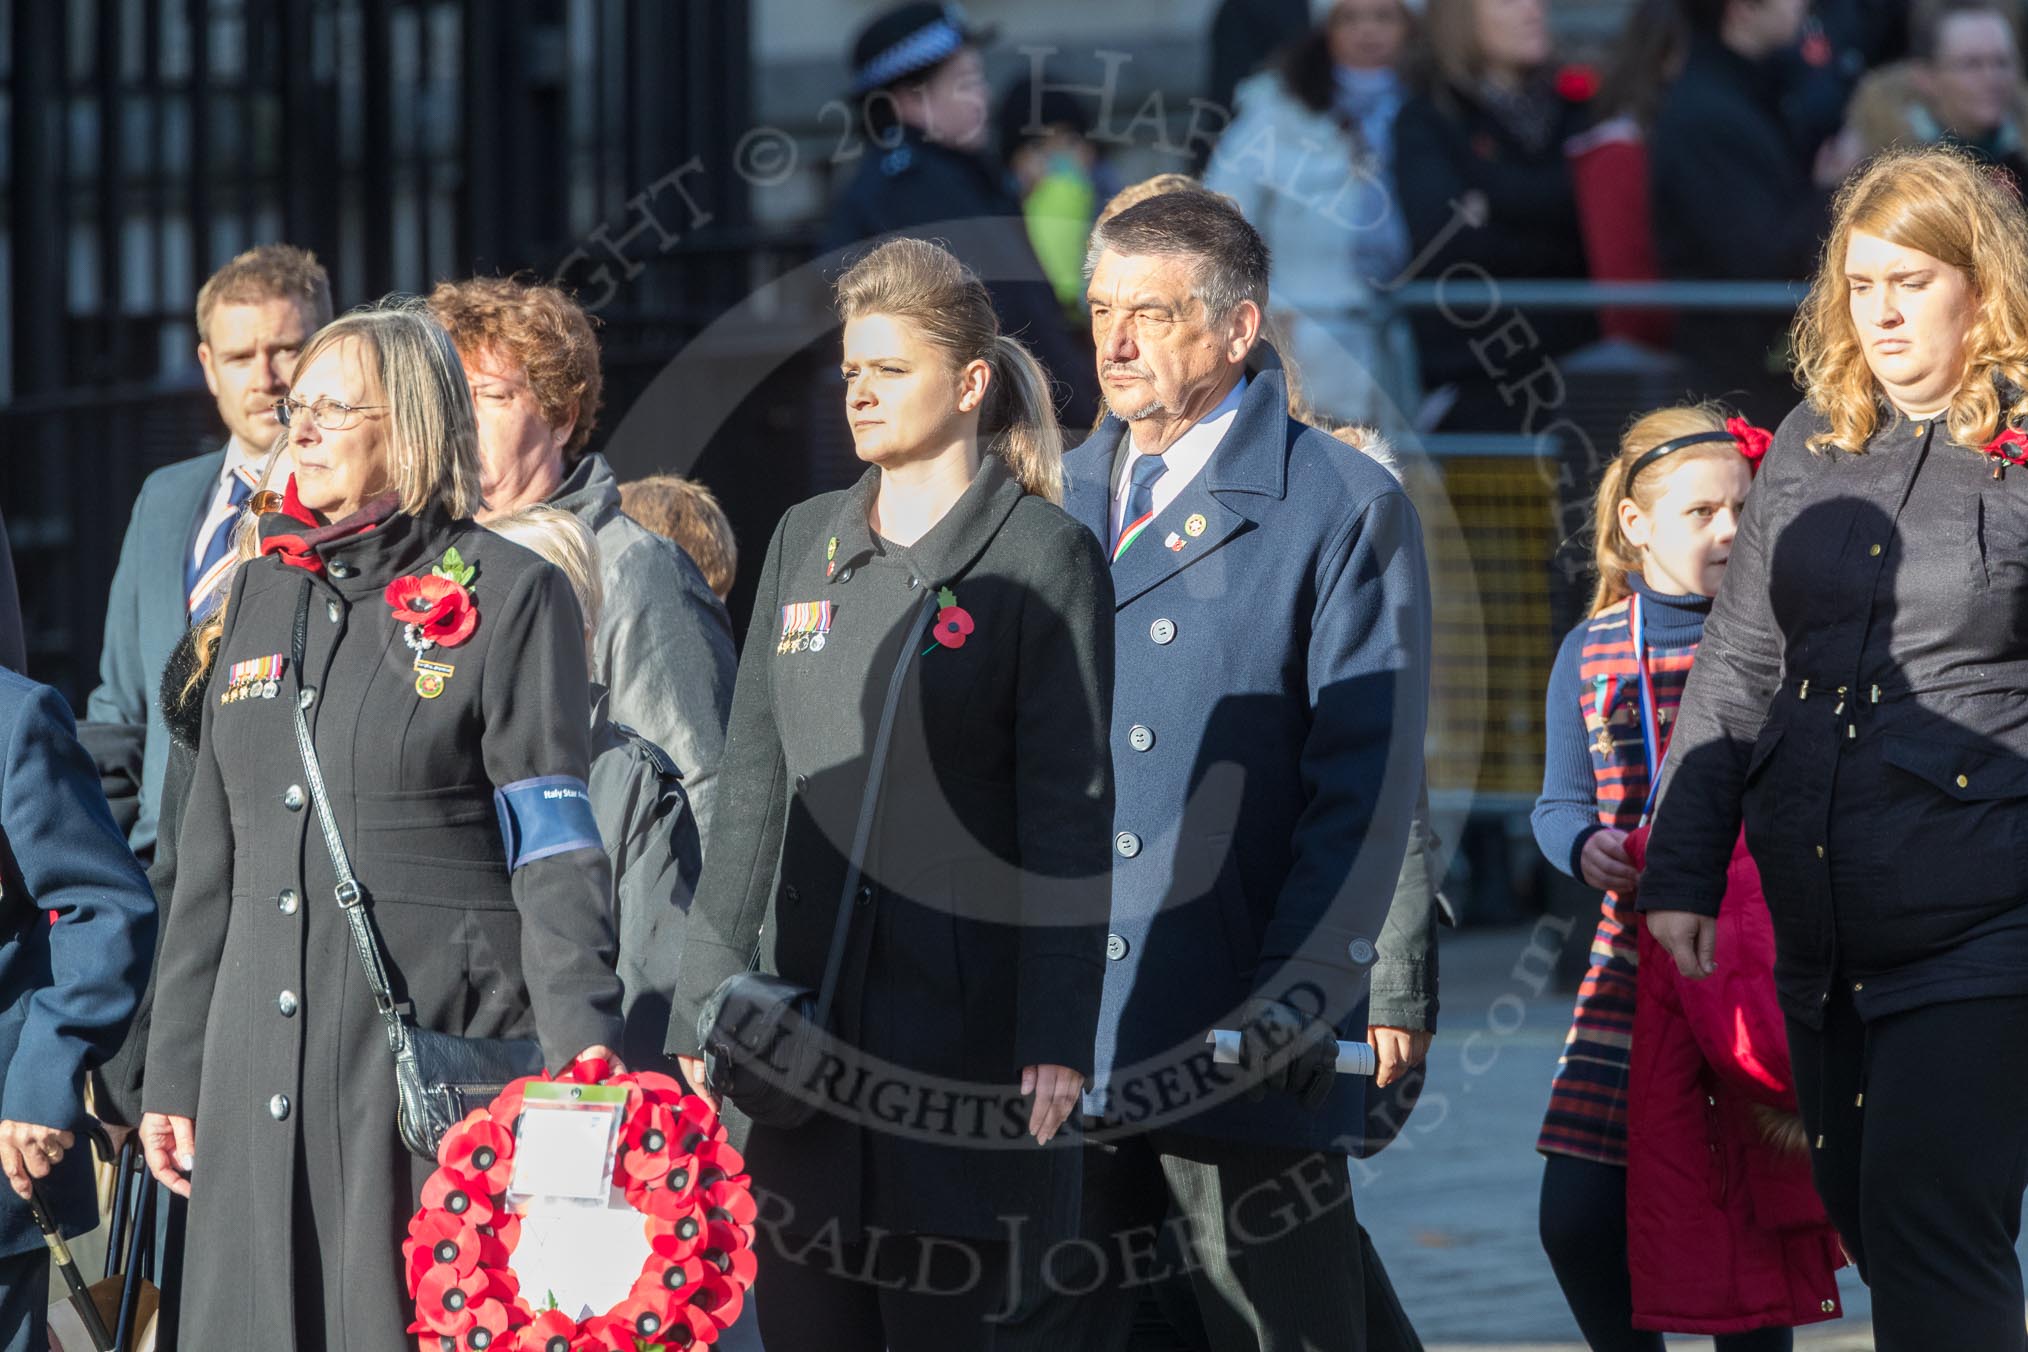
[1114,452,1167,559]
[188,474,253,616]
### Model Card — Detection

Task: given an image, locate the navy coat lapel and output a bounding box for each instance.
[1063,416,1122,546]
[1105,364,1292,610]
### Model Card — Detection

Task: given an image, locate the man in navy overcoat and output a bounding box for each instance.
[0,670,155,1350]
[1010,190,1431,1349]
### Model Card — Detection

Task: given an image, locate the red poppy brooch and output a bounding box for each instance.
[1985,426,2028,479]
[404,1060,757,1350]
[923,586,975,656]
[388,547,480,653]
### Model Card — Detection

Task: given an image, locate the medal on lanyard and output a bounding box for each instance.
[1630,593,1668,824]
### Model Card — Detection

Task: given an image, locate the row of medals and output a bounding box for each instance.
[778,629,826,655]
[222,678,281,703]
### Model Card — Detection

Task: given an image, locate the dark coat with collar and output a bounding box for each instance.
[1061,351,1432,1153]
[87,447,229,857]
[1643,401,2028,1028]
[142,499,623,1352]
[668,455,1115,1244]
[0,670,154,1257]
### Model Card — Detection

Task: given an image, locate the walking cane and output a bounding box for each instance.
[27,1184,114,1351]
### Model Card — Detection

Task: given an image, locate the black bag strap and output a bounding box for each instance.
[287,578,412,1048]
[810,590,937,1026]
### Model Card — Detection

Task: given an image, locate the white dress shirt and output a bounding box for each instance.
[1110,377,1248,541]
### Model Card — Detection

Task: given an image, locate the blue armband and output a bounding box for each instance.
[494,775,603,871]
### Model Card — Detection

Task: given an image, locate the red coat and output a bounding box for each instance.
[1624,828,1846,1333]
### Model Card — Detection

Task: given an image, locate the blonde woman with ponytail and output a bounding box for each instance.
[667,237,1115,1351]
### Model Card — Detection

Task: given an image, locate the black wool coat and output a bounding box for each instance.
[142,500,623,1351]
[1643,401,2028,1028]
[668,456,1115,1245]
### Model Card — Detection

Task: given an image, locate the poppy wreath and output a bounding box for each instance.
[404,1059,759,1351]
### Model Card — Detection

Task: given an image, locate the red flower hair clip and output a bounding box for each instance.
[1985,426,2028,478]
[1725,417,1773,469]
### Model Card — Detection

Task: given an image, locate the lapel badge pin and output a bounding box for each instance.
[1184,513,1207,537]
[413,656,455,700]
[1164,532,1185,552]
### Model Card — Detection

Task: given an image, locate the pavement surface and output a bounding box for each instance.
[1361,922,2028,1350]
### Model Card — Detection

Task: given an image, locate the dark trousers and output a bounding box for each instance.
[1132,1222,1422,1352]
[1002,1131,1368,1351]
[1788,991,2028,1352]
[0,1249,47,1352]
[1538,1154,1792,1352]
[753,1229,1018,1352]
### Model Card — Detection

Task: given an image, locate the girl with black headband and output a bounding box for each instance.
[1532,404,1844,1351]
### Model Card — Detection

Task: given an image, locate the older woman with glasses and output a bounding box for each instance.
[135,299,623,1352]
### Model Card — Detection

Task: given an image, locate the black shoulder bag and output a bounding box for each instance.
[696,592,935,1129]
[286,580,544,1161]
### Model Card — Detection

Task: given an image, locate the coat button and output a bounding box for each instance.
[1820,1299,1835,1314]
[1868,543,1882,557]
[794,774,808,793]
[1852,981,1864,992]
[1115,831,1142,859]
[327,561,353,579]
[278,888,299,915]
[837,567,854,583]
[856,883,875,907]
[1128,724,1155,752]
[268,1094,291,1121]
[326,599,341,623]
[278,990,298,1017]
[283,785,306,811]
[1150,618,1177,645]
[1106,933,1129,961]
[783,884,800,906]
[298,686,317,709]
[1815,844,1825,858]
[1348,938,1376,965]
[1957,773,1970,788]
[908,576,922,589]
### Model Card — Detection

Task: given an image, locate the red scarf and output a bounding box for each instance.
[258,476,398,574]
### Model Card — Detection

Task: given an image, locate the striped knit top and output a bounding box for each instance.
[1534,574,1708,1164]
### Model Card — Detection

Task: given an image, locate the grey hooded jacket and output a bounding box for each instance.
[550,453,736,843]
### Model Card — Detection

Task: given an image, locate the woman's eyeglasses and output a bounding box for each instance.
[274,395,388,430]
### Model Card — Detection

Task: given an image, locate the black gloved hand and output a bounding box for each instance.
[1232,996,1339,1111]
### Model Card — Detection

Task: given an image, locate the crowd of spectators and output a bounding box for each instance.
[860,0,2028,436]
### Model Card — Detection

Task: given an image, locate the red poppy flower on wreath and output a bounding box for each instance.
[1986,426,2028,477]
[387,573,479,648]
[406,1067,758,1351]
[512,1309,594,1352]
[1725,416,1774,469]
[442,1112,517,1191]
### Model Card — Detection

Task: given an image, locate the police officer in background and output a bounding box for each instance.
[825,2,1100,427]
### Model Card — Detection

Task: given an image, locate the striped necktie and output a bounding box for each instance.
[187,473,254,617]
[1113,453,1167,562]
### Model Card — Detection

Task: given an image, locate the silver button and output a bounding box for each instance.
[278,889,299,915]
[298,686,317,709]
[326,599,341,623]
[837,567,853,583]
[1128,724,1155,752]
[1150,618,1176,645]
[283,785,306,811]
[1115,831,1141,859]
[856,883,875,907]
[278,990,298,1017]
[268,1094,291,1121]
[327,561,353,579]
[1348,938,1376,965]
[1105,933,1129,961]
[908,576,922,589]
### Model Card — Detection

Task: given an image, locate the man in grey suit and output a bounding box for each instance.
[88,245,333,858]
